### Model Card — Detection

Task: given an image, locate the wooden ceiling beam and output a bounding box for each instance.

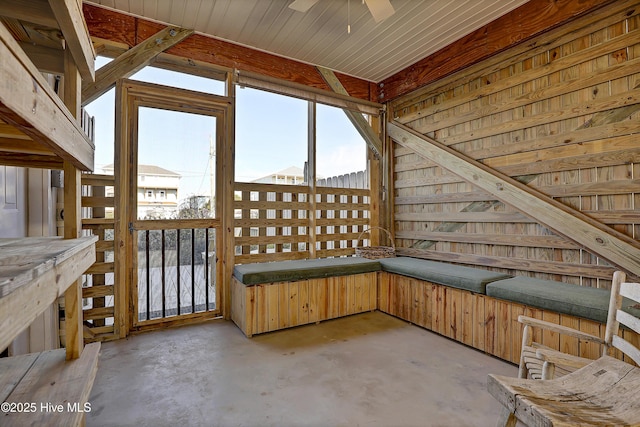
[152,53,229,82]
[81,26,193,106]
[387,121,640,275]
[48,0,95,81]
[236,69,381,116]
[90,37,230,81]
[90,36,129,58]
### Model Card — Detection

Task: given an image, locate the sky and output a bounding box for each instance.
[84,59,367,200]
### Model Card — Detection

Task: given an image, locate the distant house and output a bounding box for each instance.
[252,166,305,185]
[103,164,181,219]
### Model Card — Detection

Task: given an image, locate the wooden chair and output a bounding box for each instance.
[487,271,640,426]
[517,315,602,380]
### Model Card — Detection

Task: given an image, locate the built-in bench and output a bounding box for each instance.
[487,275,640,324]
[489,276,607,324]
[230,255,640,367]
[378,257,640,366]
[233,257,381,285]
[377,257,519,360]
[231,257,381,337]
[378,257,510,294]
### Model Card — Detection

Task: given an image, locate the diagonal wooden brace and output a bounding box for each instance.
[317,66,383,157]
[387,120,640,275]
[82,26,193,105]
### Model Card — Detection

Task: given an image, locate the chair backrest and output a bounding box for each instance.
[604,271,640,365]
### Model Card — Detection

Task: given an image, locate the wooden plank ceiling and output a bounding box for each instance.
[84,0,529,83]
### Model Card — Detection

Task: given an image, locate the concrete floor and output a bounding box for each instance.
[88,311,517,427]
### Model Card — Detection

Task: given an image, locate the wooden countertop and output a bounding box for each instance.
[0,236,97,352]
[0,236,98,298]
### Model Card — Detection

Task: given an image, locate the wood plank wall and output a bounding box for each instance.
[378,0,615,102]
[234,182,370,263]
[389,1,640,288]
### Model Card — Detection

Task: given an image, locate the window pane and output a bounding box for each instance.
[235,88,307,183]
[137,107,217,219]
[84,57,116,176]
[131,66,225,96]
[317,104,368,188]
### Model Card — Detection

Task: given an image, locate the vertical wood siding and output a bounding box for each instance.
[390,1,640,287]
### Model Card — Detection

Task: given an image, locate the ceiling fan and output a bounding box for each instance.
[288,0,395,23]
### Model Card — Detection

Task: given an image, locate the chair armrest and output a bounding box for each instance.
[518,315,605,344]
[535,347,594,370]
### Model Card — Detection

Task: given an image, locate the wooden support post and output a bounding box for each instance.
[221,79,235,319]
[316,66,385,244]
[308,101,317,259]
[63,49,81,120]
[382,104,395,239]
[63,162,83,360]
[91,184,106,328]
[62,49,84,360]
[113,80,130,335]
[368,115,382,245]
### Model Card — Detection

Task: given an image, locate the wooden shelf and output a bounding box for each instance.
[0,3,98,425]
[0,0,96,172]
[0,342,100,427]
[0,237,99,426]
[0,20,94,171]
[0,236,97,352]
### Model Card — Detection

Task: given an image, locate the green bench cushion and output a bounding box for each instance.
[379,257,511,294]
[486,276,640,324]
[233,257,381,285]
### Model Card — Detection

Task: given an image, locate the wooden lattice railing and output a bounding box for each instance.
[234,182,371,263]
[80,173,116,342]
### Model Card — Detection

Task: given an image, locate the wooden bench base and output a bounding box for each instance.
[378,272,640,365]
[231,272,378,337]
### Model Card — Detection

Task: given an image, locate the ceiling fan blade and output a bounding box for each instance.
[288,0,320,13]
[364,0,395,23]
